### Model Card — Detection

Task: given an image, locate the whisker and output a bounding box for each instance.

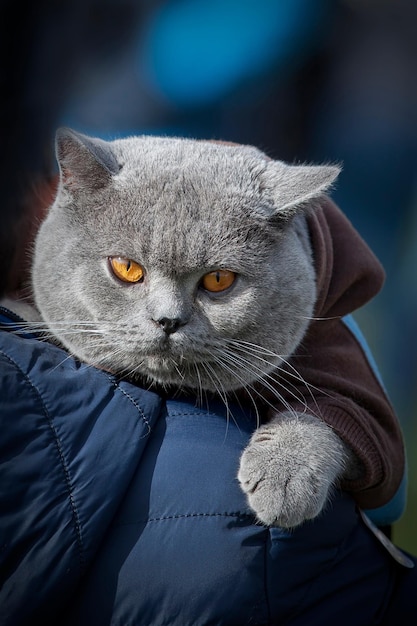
[225,338,333,402]
[296,314,341,322]
[200,360,246,434]
[193,362,206,409]
[205,349,265,426]
[274,356,334,412]
[209,346,301,420]
[200,360,231,417]
[171,358,186,382]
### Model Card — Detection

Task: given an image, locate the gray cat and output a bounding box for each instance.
[14,129,355,528]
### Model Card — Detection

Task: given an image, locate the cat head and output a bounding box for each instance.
[32,129,339,395]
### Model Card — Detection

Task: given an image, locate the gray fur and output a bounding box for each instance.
[29,129,352,528]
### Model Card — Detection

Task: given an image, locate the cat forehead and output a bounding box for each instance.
[111,136,276,206]
[106,137,271,239]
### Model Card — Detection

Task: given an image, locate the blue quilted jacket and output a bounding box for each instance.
[0,308,414,625]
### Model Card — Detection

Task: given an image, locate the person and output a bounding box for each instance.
[1,2,416,624]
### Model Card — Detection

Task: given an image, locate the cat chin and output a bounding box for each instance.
[141,368,251,395]
[126,356,224,392]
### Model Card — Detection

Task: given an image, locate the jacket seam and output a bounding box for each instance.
[109,378,152,434]
[0,348,86,572]
[115,511,254,525]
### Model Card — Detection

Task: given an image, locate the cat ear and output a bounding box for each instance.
[55,128,120,192]
[260,161,341,218]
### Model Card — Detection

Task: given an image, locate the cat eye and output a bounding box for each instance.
[108,256,144,283]
[201,270,236,293]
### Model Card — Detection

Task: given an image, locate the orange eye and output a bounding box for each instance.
[109,257,144,283]
[202,270,236,293]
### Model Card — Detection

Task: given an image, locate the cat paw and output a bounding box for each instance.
[238,412,348,528]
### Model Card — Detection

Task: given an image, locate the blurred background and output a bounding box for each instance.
[1,0,416,551]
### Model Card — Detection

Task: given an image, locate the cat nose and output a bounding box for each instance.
[155,317,183,335]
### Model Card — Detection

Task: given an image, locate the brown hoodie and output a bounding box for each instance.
[290,197,404,509]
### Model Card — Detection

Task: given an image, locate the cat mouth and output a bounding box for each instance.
[139,354,191,387]
[139,346,214,382]
[142,334,204,362]
[142,349,188,371]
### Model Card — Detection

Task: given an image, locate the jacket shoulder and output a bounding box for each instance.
[0,327,163,625]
